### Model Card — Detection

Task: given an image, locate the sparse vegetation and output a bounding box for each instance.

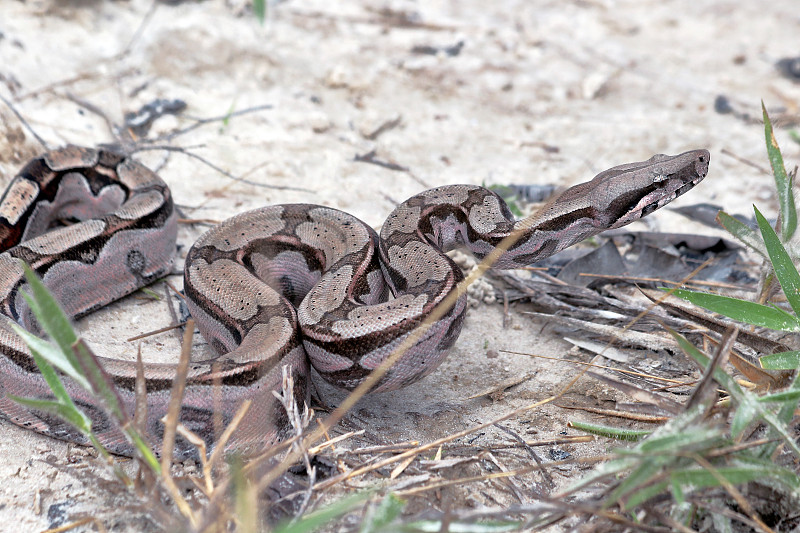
[11,102,800,531]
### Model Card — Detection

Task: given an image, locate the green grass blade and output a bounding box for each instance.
[667,288,800,331]
[730,395,759,438]
[252,0,266,24]
[26,347,81,411]
[72,340,128,424]
[274,491,374,533]
[9,395,91,432]
[8,346,91,434]
[759,350,800,369]
[733,456,800,491]
[673,323,800,455]
[569,421,651,441]
[561,456,636,496]
[637,430,722,454]
[755,206,800,316]
[20,263,80,364]
[607,461,664,507]
[760,408,800,457]
[667,329,799,449]
[776,371,800,426]
[762,102,797,240]
[70,340,160,472]
[14,263,156,470]
[623,480,669,510]
[716,211,766,256]
[360,493,405,533]
[670,478,686,505]
[671,465,773,488]
[10,325,91,390]
[757,389,800,403]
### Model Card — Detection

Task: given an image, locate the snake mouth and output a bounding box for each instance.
[611,150,710,228]
[646,171,705,214]
[635,174,704,220]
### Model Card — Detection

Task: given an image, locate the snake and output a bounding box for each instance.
[0,145,709,457]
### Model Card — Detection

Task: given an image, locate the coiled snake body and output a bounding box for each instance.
[0,145,709,456]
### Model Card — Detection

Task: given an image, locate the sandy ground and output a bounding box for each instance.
[1,0,799,530]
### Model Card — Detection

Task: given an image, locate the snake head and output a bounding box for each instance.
[602,149,710,229]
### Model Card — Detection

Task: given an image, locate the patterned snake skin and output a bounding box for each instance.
[0,145,709,456]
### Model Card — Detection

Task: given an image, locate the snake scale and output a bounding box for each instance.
[0,145,709,457]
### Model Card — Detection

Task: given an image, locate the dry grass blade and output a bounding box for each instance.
[685,326,736,410]
[309,250,715,494]
[178,217,221,225]
[126,322,185,342]
[322,434,592,457]
[195,437,302,532]
[494,423,553,490]
[577,272,750,291]
[307,430,364,455]
[160,104,273,141]
[133,345,149,434]
[0,94,50,148]
[390,454,417,479]
[503,350,690,385]
[136,145,313,192]
[644,508,703,533]
[41,517,106,533]
[158,319,197,527]
[706,438,775,458]
[207,399,253,473]
[522,312,683,352]
[586,371,683,414]
[559,404,670,423]
[393,464,541,498]
[466,372,535,399]
[393,454,611,500]
[484,451,526,501]
[160,319,194,464]
[313,395,555,491]
[167,399,254,497]
[686,499,769,532]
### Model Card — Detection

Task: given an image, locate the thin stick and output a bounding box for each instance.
[576,272,752,291]
[134,144,313,192]
[0,94,49,149]
[161,104,274,141]
[501,350,690,385]
[119,0,159,57]
[126,322,185,342]
[158,320,197,527]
